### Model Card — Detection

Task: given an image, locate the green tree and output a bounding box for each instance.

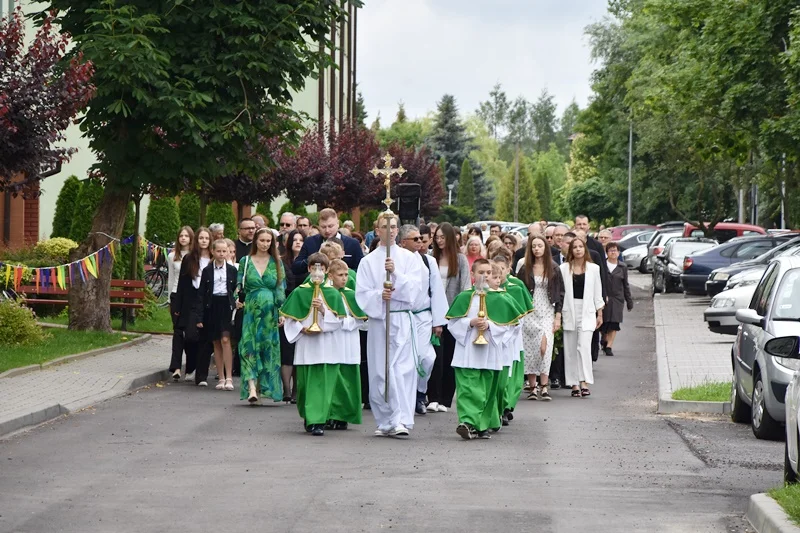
[51,176,82,238]
[145,197,180,246]
[178,193,200,229]
[68,179,103,243]
[566,177,617,223]
[530,89,557,152]
[496,155,539,222]
[465,116,507,199]
[206,202,237,240]
[41,0,352,330]
[457,159,476,216]
[354,88,368,127]
[532,163,552,220]
[394,101,407,125]
[277,200,308,219]
[477,83,509,140]
[376,116,433,149]
[113,202,144,281]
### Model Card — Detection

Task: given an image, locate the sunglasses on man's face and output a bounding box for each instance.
[280,223,293,227]
[404,236,422,242]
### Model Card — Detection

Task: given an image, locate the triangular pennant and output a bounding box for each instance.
[84,256,97,278]
[35,269,40,291]
[89,254,98,277]
[4,263,10,288]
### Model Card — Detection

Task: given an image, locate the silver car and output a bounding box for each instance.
[641,230,682,273]
[621,244,648,269]
[704,284,758,335]
[731,256,800,440]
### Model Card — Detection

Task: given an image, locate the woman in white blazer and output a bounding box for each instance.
[559,238,605,397]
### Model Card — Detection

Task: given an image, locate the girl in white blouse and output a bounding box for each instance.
[169,226,193,381]
[559,238,605,397]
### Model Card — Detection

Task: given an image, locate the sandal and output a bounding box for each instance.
[215,380,225,390]
[527,390,538,400]
[224,378,234,391]
[581,388,591,397]
[571,389,581,397]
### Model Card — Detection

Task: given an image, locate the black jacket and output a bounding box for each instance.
[174,260,200,330]
[292,233,364,275]
[586,236,608,299]
[195,262,238,325]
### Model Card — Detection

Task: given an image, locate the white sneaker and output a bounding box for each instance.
[171,370,181,381]
[373,428,390,437]
[391,425,409,437]
[426,402,440,413]
[198,381,208,387]
[437,404,448,413]
[184,371,195,382]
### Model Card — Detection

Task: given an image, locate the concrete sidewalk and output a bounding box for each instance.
[0,336,170,437]
[653,291,734,413]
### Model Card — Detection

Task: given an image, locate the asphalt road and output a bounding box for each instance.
[0,281,784,533]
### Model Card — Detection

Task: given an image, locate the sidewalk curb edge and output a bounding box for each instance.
[747,493,800,533]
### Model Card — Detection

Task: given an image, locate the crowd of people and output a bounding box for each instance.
[165,209,634,440]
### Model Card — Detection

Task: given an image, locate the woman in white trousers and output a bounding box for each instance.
[559,238,604,397]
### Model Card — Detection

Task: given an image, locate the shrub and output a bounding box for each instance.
[145,197,180,246]
[34,238,78,262]
[0,299,44,346]
[178,193,201,229]
[206,202,237,239]
[276,200,308,219]
[69,179,104,243]
[255,202,273,227]
[51,176,82,238]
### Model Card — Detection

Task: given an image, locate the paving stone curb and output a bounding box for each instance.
[0,334,151,380]
[653,297,731,415]
[747,493,800,533]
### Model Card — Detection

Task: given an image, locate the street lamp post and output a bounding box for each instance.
[448,183,456,206]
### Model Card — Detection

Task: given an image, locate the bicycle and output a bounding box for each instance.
[143,235,172,307]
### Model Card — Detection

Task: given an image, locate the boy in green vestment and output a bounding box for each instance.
[492,254,534,424]
[281,255,366,436]
[446,259,522,440]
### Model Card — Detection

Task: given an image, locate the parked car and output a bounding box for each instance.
[618,230,656,253]
[731,256,800,439]
[622,244,648,270]
[608,224,657,241]
[704,284,758,335]
[706,236,800,297]
[680,236,781,295]
[652,238,717,294]
[777,336,800,482]
[682,222,766,243]
[641,229,682,273]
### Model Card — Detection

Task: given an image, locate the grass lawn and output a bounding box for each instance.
[43,305,173,334]
[0,328,138,374]
[770,484,800,526]
[671,381,730,402]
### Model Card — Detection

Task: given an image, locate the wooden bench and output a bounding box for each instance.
[18,280,146,310]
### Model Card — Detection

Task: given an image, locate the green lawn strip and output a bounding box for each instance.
[671,381,730,402]
[42,306,173,334]
[0,328,138,374]
[769,485,800,526]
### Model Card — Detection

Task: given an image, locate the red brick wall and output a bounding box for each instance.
[24,195,39,244]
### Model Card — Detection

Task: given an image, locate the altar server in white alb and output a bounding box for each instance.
[397,224,448,416]
[355,213,424,437]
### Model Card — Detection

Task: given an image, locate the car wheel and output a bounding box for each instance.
[786,436,799,484]
[730,367,751,424]
[752,371,783,440]
[639,259,648,274]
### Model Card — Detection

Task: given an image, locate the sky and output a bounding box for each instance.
[358,0,610,125]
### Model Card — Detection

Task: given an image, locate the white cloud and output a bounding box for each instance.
[357,0,608,124]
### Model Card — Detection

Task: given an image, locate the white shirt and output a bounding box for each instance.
[606,261,618,274]
[212,262,227,295]
[192,256,210,289]
[168,250,188,294]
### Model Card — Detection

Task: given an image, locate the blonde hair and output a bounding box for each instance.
[328,259,349,274]
[212,238,228,251]
[320,241,344,261]
[319,208,338,222]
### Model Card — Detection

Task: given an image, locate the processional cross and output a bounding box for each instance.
[370,153,406,401]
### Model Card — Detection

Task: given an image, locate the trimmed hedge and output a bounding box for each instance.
[145,197,180,246]
[68,179,104,243]
[0,299,44,346]
[178,193,201,229]
[206,202,237,239]
[255,202,273,227]
[51,175,82,238]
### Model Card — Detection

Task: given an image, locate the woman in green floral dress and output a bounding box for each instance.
[237,228,286,402]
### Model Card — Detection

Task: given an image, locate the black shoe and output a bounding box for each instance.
[332,421,348,430]
[304,421,312,433]
[324,420,335,430]
[311,425,324,436]
[605,347,614,357]
[477,430,492,439]
[504,409,514,422]
[550,379,561,390]
[601,339,608,349]
[501,414,509,426]
[415,400,427,415]
[363,402,371,410]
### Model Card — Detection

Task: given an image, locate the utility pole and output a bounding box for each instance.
[513,145,520,222]
[627,121,633,224]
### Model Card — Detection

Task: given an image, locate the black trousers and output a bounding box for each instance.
[359,330,369,402]
[232,308,243,376]
[551,347,565,384]
[194,338,213,384]
[169,294,197,373]
[591,329,600,362]
[427,326,456,407]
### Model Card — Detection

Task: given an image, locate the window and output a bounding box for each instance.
[733,241,774,260]
[771,269,800,321]
[719,244,738,258]
[753,264,780,316]
[712,229,738,243]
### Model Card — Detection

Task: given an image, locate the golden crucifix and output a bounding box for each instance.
[369,153,406,402]
[371,153,406,213]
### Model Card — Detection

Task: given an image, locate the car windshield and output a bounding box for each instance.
[772,268,800,321]
[670,242,715,260]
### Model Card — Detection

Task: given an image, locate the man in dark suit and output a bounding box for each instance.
[235,218,256,261]
[575,215,608,362]
[292,208,364,275]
